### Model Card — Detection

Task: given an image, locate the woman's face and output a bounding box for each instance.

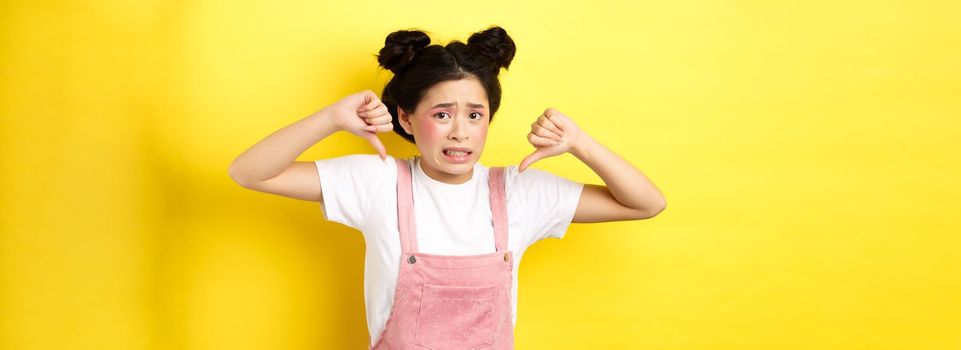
[398,77,490,184]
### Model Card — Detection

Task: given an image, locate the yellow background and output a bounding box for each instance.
[2,0,959,349]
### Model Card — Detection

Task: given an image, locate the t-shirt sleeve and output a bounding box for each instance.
[506,166,584,241]
[314,154,394,230]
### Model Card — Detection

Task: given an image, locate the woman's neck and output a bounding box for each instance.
[417,157,474,184]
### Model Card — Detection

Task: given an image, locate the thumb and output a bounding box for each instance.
[519,149,547,173]
[364,132,387,160]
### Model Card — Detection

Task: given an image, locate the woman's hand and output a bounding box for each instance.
[519,108,586,172]
[322,90,394,160]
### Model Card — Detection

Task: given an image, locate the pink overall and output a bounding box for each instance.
[370,158,515,349]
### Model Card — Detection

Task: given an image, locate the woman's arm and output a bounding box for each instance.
[227,90,393,201]
[228,109,337,185]
[519,108,667,222]
[568,133,666,222]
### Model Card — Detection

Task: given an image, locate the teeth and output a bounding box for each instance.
[445,150,468,156]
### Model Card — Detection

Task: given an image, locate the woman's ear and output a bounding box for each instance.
[398,107,414,135]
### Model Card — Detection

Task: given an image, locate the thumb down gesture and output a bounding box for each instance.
[326,90,393,160]
[519,108,584,172]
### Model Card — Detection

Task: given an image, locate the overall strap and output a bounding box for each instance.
[396,158,509,254]
[488,167,509,252]
[394,158,418,252]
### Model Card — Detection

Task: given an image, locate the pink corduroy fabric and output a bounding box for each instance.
[370,158,515,350]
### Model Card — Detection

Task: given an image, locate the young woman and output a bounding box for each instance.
[229,25,666,349]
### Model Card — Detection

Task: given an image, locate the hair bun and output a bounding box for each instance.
[377,29,431,74]
[466,26,516,71]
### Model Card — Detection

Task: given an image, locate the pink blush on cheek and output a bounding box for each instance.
[418,119,445,150]
[476,124,489,141]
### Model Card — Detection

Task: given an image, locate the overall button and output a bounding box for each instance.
[503,253,509,262]
[408,255,417,264]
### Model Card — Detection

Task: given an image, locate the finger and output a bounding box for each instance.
[537,115,563,136]
[360,105,390,119]
[519,149,548,173]
[364,132,387,160]
[365,123,393,133]
[359,92,381,112]
[358,102,383,115]
[545,113,565,132]
[363,114,392,126]
[363,103,388,114]
[363,90,379,105]
[531,123,562,141]
[528,132,560,147]
[360,109,388,121]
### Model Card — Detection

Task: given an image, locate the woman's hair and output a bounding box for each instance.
[376,25,516,143]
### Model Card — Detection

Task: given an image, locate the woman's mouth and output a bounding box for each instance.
[442,148,473,163]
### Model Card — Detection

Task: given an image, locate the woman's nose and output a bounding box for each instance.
[448,118,469,141]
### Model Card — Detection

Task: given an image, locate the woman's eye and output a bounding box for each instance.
[433,112,482,120]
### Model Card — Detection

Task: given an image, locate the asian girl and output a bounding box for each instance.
[229,25,665,349]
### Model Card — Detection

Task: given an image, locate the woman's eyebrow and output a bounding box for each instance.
[431,102,486,109]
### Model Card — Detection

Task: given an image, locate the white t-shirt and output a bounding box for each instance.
[314,154,584,345]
